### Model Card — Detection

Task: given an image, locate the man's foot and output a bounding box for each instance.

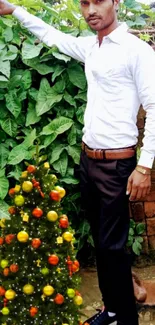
[83,310,117,325]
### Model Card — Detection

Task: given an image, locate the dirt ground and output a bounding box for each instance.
[80,265,155,325]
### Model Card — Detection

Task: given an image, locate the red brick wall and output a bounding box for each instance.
[130,107,155,253]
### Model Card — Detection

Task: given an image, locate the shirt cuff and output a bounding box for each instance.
[12,6,27,20]
[137,150,154,169]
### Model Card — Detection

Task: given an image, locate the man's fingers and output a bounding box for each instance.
[129,186,138,201]
[126,177,132,195]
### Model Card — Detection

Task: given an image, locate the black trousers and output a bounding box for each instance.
[80,151,139,325]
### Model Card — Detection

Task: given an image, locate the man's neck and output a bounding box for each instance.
[97,20,119,46]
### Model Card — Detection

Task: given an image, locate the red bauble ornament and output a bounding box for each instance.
[0,286,5,296]
[3,268,9,277]
[27,165,36,174]
[30,306,38,317]
[5,234,15,244]
[48,254,59,265]
[59,215,69,228]
[49,190,60,201]
[31,238,42,249]
[32,208,43,218]
[54,293,64,305]
[10,264,19,273]
[0,237,4,245]
[8,206,16,215]
[9,188,15,197]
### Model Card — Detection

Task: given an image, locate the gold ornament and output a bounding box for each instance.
[5,289,16,300]
[17,231,29,243]
[23,284,34,295]
[56,268,61,273]
[21,171,28,178]
[14,185,21,193]
[56,236,63,244]
[0,219,5,228]
[41,294,46,301]
[36,259,41,267]
[44,162,50,169]
[22,213,29,223]
[74,295,83,305]
[62,232,73,242]
[43,285,54,296]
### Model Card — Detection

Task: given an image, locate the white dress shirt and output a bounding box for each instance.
[13,7,155,168]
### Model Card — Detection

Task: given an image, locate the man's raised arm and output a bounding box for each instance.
[0,0,89,63]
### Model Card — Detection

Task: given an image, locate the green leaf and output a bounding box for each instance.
[3,27,13,42]
[53,151,68,177]
[52,65,65,82]
[5,90,22,118]
[136,223,145,235]
[67,145,81,164]
[21,70,32,90]
[53,79,66,93]
[0,60,10,78]
[36,78,63,116]
[64,91,76,107]
[76,104,85,124]
[52,51,71,63]
[0,173,9,200]
[23,57,54,75]
[0,144,9,168]
[22,40,43,59]
[43,134,58,147]
[129,228,134,236]
[0,199,9,219]
[132,240,142,256]
[8,145,28,165]
[67,63,86,89]
[67,124,77,145]
[4,45,18,61]
[136,236,143,243]
[50,144,66,164]
[0,40,6,50]
[61,176,79,184]
[23,129,37,148]
[26,101,41,126]
[28,88,38,101]
[8,165,22,181]
[75,90,87,102]
[41,116,73,136]
[0,117,17,137]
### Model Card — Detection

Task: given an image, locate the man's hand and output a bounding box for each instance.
[126,169,151,201]
[0,0,16,15]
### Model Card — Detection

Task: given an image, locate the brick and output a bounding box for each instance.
[137,129,144,148]
[140,191,155,202]
[148,236,155,250]
[142,236,149,254]
[137,118,144,130]
[144,202,155,218]
[146,218,155,236]
[151,170,155,181]
[130,202,145,221]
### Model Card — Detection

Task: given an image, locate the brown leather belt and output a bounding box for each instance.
[82,142,136,160]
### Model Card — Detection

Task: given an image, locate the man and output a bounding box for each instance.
[0,0,154,324]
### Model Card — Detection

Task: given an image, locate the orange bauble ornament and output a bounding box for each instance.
[30,306,38,317]
[54,293,64,305]
[27,165,36,174]
[0,286,5,296]
[31,238,42,249]
[8,206,16,215]
[9,188,15,197]
[48,254,59,265]
[0,237,4,245]
[49,190,60,201]
[3,268,10,277]
[5,234,15,244]
[32,208,43,218]
[59,215,69,228]
[10,264,19,273]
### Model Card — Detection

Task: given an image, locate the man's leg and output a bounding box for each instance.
[80,151,138,325]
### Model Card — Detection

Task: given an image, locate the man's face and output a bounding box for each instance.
[80,0,118,32]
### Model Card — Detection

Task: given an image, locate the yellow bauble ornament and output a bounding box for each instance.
[44,162,50,169]
[43,285,54,296]
[1,307,10,315]
[54,186,66,198]
[0,259,9,269]
[22,181,33,193]
[46,210,58,222]
[63,232,73,242]
[14,195,25,207]
[23,284,34,295]
[14,185,21,193]
[5,289,16,300]
[21,171,28,178]
[74,295,83,305]
[17,231,29,243]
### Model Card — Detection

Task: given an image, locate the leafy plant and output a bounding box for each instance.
[127,219,146,256]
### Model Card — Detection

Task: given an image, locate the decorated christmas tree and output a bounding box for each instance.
[0,160,83,325]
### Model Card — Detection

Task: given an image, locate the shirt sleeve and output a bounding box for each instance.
[130,41,155,168]
[13,6,88,63]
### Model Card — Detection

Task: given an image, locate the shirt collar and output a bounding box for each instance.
[96,22,128,45]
